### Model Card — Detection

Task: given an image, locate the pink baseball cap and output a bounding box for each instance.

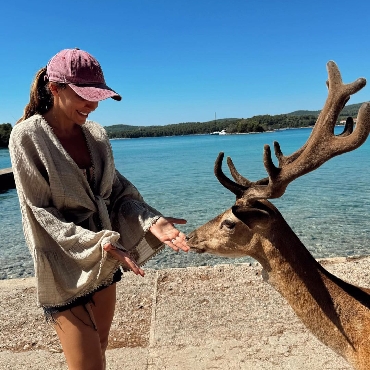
[46,48,121,102]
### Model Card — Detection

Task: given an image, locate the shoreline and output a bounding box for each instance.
[1,256,369,369]
[1,253,368,281]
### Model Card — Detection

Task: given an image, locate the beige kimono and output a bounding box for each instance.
[9,115,163,308]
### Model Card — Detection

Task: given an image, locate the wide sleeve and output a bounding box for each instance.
[109,170,165,266]
[10,131,121,255]
[9,127,121,306]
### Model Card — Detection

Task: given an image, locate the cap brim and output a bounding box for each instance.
[69,83,122,102]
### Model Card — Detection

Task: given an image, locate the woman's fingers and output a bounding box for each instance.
[103,244,145,277]
[165,217,187,225]
[150,217,190,252]
[121,255,145,277]
[168,230,189,252]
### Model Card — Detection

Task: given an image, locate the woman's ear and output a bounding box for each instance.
[48,82,59,97]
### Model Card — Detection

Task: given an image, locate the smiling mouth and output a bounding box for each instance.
[77,111,89,116]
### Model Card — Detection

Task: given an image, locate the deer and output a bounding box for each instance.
[187,61,370,370]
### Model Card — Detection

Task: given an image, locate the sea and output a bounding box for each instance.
[1,126,370,279]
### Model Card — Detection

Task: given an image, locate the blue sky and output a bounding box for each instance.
[2,0,370,126]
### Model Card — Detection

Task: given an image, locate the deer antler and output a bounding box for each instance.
[216,61,370,201]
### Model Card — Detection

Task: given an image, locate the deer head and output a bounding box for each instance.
[188,61,370,263]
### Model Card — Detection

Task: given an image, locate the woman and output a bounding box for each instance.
[9,48,189,370]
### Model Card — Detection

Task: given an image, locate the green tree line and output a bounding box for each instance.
[105,102,363,139]
[105,114,318,139]
[0,102,364,145]
[0,123,12,148]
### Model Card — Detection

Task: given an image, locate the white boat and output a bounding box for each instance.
[210,129,227,135]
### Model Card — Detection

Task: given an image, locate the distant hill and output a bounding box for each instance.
[287,103,363,120]
[103,102,365,139]
[287,110,321,116]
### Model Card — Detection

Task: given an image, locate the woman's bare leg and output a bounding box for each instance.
[53,284,117,370]
[91,284,117,368]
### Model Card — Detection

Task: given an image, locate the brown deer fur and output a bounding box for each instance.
[188,62,370,370]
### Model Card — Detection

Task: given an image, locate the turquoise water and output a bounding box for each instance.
[1,127,370,278]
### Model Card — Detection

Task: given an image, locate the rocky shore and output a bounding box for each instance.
[1,256,369,369]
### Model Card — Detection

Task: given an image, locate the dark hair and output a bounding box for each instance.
[17,67,66,123]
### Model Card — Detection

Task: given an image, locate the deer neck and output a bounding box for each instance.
[250,217,320,281]
[250,218,370,362]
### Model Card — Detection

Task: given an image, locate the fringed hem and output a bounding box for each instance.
[41,267,122,316]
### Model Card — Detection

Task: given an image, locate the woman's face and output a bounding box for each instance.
[52,85,99,126]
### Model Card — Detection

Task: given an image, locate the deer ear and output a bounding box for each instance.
[232,204,271,229]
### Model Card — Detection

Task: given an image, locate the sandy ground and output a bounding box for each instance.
[1,256,369,370]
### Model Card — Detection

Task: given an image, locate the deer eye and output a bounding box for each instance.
[220,219,236,229]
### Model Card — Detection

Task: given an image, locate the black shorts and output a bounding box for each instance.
[43,268,123,320]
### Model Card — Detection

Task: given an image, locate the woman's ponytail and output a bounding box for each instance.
[17,67,54,123]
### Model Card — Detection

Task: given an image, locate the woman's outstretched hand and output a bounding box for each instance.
[150,217,190,252]
[103,243,145,277]
[103,216,188,277]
